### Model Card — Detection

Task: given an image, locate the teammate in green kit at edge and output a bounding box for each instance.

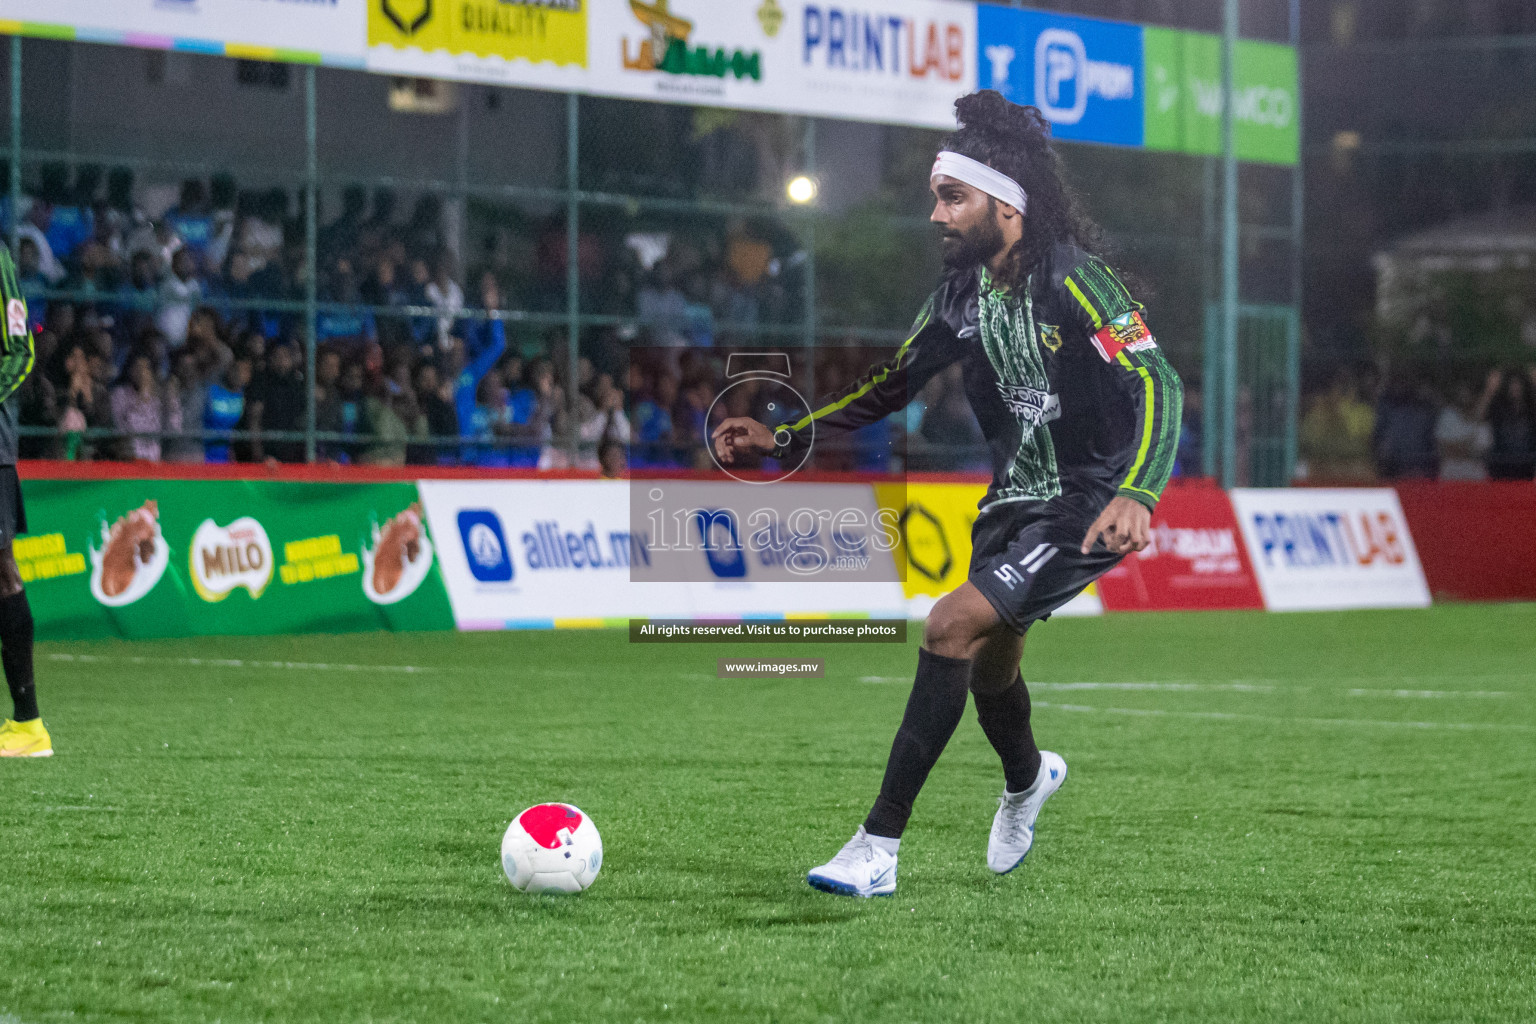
[0,242,50,757]
[713,91,1182,896]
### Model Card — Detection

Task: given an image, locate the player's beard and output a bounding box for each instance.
[938,214,1006,271]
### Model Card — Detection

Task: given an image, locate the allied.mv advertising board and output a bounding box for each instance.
[2,0,368,64]
[418,478,908,629]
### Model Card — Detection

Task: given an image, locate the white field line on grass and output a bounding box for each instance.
[858,678,1275,692]
[1032,701,1534,733]
[858,678,1291,695]
[46,653,437,674]
[861,676,1530,698]
[1346,689,1510,699]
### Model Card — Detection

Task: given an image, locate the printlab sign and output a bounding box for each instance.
[1230,489,1431,612]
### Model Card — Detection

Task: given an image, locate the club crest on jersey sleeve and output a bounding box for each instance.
[1090,310,1156,363]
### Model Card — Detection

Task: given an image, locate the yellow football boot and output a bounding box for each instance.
[0,718,53,758]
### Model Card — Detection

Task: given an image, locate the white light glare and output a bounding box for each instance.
[786,175,819,204]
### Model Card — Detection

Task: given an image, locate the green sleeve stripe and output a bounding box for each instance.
[782,309,925,434]
[1066,262,1143,333]
[1115,350,1158,490]
[0,248,35,404]
[1114,346,1183,500]
[1078,261,1138,315]
[785,369,887,433]
[1149,350,1181,489]
[1064,278,1103,329]
[0,248,19,306]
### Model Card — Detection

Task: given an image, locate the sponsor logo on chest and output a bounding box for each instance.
[996,383,1061,427]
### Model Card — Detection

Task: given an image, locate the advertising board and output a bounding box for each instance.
[365,0,589,89]
[1096,481,1264,612]
[5,1,1295,156]
[1142,27,1299,165]
[974,5,1143,147]
[3,0,368,65]
[417,478,907,628]
[18,478,454,639]
[582,0,974,128]
[1229,488,1431,611]
[1392,481,1536,604]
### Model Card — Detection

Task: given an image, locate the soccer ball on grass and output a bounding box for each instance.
[501,803,602,894]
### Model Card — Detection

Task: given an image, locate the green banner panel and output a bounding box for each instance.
[1144,28,1299,166]
[16,479,455,640]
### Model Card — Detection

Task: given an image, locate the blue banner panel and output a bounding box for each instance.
[975,5,1144,147]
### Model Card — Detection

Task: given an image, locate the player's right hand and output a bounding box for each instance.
[711,417,776,465]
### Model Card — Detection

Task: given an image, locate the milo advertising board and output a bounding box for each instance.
[17,480,455,640]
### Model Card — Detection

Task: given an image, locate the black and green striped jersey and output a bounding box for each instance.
[772,242,1183,517]
[0,245,37,465]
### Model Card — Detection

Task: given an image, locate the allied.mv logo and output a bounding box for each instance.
[457,510,514,583]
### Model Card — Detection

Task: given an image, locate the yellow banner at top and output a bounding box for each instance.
[368,0,587,68]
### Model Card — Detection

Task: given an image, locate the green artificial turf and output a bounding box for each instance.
[2,604,1534,1023]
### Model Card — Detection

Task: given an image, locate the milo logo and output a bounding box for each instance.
[190,517,274,602]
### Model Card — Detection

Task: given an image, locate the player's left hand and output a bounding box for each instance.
[1081,496,1152,555]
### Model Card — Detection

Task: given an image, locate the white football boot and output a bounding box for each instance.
[987,750,1067,874]
[806,826,898,898]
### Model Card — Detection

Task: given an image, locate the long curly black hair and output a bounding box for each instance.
[942,90,1106,288]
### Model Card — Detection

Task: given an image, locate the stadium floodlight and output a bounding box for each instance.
[786,175,819,204]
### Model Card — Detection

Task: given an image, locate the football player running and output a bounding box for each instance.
[712,91,1182,896]
[0,242,48,758]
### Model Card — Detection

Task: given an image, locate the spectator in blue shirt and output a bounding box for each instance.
[504,359,557,469]
[315,257,377,349]
[204,358,251,464]
[633,372,678,468]
[165,179,215,274]
[468,371,512,468]
[39,163,94,266]
[447,306,507,465]
[459,272,506,361]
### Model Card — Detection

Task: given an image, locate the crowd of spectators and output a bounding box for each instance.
[7,163,1535,484]
[0,164,813,473]
[1298,364,1536,483]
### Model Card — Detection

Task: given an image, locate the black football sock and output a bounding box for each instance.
[973,672,1042,794]
[0,591,38,722]
[863,648,971,839]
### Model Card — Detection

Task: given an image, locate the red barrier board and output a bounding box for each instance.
[1097,480,1265,612]
[1393,481,1536,603]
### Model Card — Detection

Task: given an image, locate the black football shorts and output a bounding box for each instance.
[968,499,1122,635]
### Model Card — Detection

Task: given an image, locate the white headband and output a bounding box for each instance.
[930,151,1028,215]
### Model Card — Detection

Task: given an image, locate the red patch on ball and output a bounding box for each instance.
[518,803,584,849]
